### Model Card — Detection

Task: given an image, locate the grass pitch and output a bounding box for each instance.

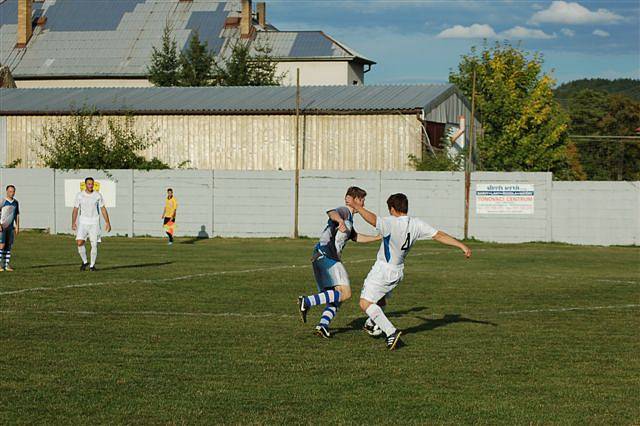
[1,232,638,424]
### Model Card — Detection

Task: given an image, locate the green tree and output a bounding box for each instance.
[214,41,283,86]
[179,31,215,86]
[566,89,608,135]
[566,89,640,180]
[147,23,180,87]
[37,111,169,172]
[449,42,574,179]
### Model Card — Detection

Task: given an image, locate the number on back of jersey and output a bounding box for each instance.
[401,233,411,251]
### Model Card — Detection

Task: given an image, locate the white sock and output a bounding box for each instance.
[366,304,396,336]
[78,245,88,264]
[90,242,98,267]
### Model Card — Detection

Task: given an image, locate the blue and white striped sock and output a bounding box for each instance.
[0,249,4,268]
[3,250,10,267]
[303,289,340,308]
[319,303,339,328]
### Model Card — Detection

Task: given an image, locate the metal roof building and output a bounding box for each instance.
[0,0,374,87]
[0,84,477,171]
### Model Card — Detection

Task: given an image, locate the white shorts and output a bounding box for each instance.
[76,223,101,243]
[360,261,404,303]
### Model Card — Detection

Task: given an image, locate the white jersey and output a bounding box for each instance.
[74,191,105,225]
[375,215,438,267]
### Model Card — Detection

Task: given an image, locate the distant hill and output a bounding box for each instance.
[554,78,640,105]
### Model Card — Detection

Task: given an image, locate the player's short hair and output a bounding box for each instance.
[167,188,173,192]
[387,193,409,213]
[346,186,367,199]
[6,185,15,191]
[85,177,94,183]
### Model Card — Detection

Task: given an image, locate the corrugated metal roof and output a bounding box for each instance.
[0,0,374,78]
[0,84,458,114]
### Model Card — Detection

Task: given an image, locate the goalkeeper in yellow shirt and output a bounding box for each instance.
[162,188,177,245]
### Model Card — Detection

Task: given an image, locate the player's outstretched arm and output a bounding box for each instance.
[355,233,382,243]
[327,209,347,233]
[433,231,472,258]
[347,198,377,228]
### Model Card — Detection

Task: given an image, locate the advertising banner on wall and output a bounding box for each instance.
[64,179,117,208]
[476,183,534,214]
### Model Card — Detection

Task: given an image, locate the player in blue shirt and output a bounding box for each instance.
[0,185,20,272]
[297,187,381,338]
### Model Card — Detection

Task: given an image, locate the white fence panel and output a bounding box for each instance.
[213,171,294,237]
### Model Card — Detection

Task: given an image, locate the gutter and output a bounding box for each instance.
[0,108,423,116]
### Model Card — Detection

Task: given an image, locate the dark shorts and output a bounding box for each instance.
[0,227,14,248]
[163,217,174,225]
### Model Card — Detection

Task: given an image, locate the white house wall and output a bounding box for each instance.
[276,61,354,86]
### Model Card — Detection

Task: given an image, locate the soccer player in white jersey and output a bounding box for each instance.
[0,185,20,272]
[348,193,471,350]
[297,187,381,338]
[71,177,112,271]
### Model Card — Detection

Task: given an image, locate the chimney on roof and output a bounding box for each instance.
[240,0,253,38]
[16,0,33,48]
[257,2,266,28]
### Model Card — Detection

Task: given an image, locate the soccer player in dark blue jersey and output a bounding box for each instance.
[0,185,20,272]
[297,187,381,338]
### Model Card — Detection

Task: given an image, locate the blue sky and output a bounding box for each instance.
[264,0,639,85]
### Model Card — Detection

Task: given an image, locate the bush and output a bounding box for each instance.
[409,137,466,171]
[37,111,169,172]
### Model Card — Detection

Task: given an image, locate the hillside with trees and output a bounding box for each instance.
[555,78,640,105]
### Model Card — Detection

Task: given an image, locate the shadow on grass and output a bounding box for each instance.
[30,262,81,269]
[332,306,430,336]
[331,308,497,336]
[98,261,173,271]
[180,226,210,244]
[402,314,497,335]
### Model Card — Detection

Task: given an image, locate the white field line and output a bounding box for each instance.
[1,304,638,320]
[0,251,447,297]
[498,304,640,315]
[597,279,639,285]
[0,309,294,319]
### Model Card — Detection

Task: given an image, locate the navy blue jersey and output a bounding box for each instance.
[0,198,19,229]
[315,206,358,261]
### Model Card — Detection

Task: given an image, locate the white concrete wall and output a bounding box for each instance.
[213,171,295,238]
[552,181,640,246]
[1,168,637,246]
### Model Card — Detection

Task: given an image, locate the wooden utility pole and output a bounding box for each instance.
[294,68,301,238]
[464,69,476,240]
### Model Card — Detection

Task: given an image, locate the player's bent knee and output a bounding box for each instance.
[337,286,351,301]
[77,240,85,247]
[359,298,372,312]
